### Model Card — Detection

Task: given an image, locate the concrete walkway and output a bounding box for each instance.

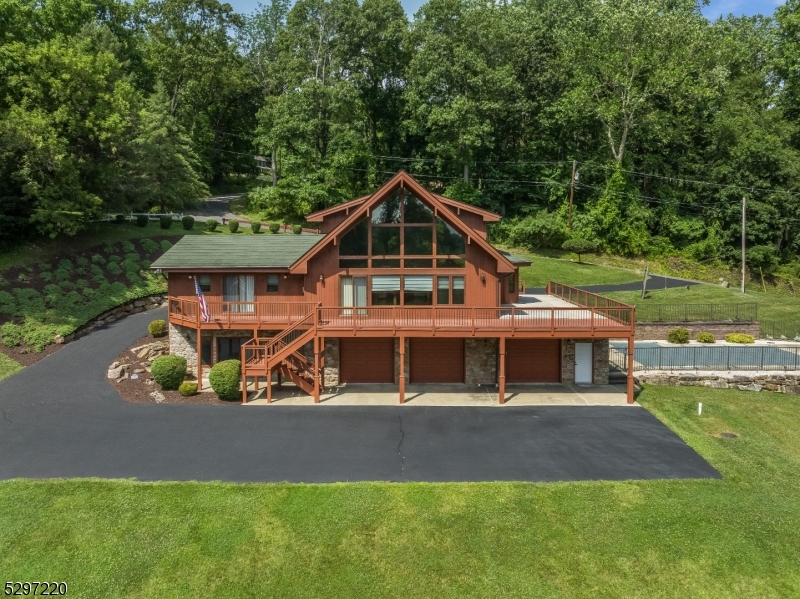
[246,383,630,406]
[0,308,719,482]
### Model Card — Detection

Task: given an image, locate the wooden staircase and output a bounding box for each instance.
[240,308,320,403]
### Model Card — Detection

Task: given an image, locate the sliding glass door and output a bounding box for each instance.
[340,276,367,315]
[223,275,255,313]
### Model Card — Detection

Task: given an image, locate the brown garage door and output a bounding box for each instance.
[506,339,561,383]
[340,338,394,383]
[410,338,464,383]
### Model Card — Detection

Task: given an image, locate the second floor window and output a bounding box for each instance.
[267,274,279,293]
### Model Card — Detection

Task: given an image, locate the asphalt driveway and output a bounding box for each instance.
[0,309,719,483]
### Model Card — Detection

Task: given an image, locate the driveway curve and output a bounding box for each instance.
[0,308,719,482]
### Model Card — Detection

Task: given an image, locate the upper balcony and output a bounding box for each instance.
[167,282,635,338]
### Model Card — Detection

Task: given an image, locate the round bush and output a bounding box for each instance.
[292,224,302,235]
[205,219,218,232]
[182,216,195,230]
[228,219,239,233]
[209,359,241,401]
[160,215,173,229]
[696,332,716,343]
[114,214,126,224]
[151,355,187,390]
[268,222,280,234]
[136,214,148,227]
[148,319,167,337]
[667,328,690,344]
[251,222,261,234]
[179,382,198,397]
[725,333,755,344]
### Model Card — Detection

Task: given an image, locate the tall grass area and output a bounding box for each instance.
[606,284,800,321]
[1,386,798,597]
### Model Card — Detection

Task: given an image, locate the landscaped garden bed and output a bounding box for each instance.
[108,334,230,405]
[0,236,180,364]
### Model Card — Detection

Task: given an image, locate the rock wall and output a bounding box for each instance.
[635,322,760,341]
[466,338,497,384]
[169,323,197,367]
[324,338,340,387]
[637,371,800,394]
[59,295,166,344]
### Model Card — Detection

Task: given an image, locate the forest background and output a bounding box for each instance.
[4,0,800,283]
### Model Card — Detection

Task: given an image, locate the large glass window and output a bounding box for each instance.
[404,275,433,305]
[508,273,516,294]
[371,275,401,305]
[436,218,466,255]
[372,226,401,255]
[223,275,254,312]
[404,226,433,255]
[340,218,368,256]
[404,192,434,223]
[371,190,401,224]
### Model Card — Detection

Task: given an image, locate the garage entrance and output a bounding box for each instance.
[410,338,465,383]
[340,338,394,383]
[506,339,561,383]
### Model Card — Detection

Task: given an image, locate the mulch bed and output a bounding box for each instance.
[0,342,63,367]
[109,335,233,405]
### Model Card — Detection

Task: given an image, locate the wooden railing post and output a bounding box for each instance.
[499,336,506,404]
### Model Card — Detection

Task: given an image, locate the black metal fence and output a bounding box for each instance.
[635,303,758,323]
[610,344,800,373]
[760,321,800,342]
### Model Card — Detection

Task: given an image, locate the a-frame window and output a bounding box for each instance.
[338,188,466,269]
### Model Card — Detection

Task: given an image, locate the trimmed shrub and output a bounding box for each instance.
[251,221,261,234]
[40,271,53,282]
[151,355,187,390]
[667,328,690,344]
[726,333,755,344]
[17,273,27,282]
[0,291,17,315]
[179,382,198,396]
[160,215,173,229]
[2,322,23,347]
[106,262,122,276]
[182,215,195,230]
[292,224,303,235]
[228,219,240,233]
[91,254,106,265]
[76,256,89,267]
[136,214,149,227]
[561,238,599,264]
[696,332,716,343]
[0,277,8,287]
[121,241,135,253]
[268,222,280,234]
[205,219,218,232]
[148,319,167,337]
[140,238,158,253]
[114,214,126,224]
[209,359,241,401]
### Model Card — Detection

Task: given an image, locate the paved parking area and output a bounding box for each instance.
[0,309,719,483]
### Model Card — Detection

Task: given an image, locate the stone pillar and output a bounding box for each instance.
[324,338,340,387]
[592,339,609,385]
[562,339,575,384]
[169,323,197,368]
[465,338,497,385]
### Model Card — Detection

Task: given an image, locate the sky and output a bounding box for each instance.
[224,0,786,21]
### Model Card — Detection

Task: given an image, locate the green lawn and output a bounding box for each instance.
[1,386,799,597]
[0,352,21,381]
[605,283,800,321]
[507,250,644,288]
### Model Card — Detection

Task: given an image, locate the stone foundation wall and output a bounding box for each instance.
[466,338,497,384]
[60,295,166,344]
[635,322,760,341]
[324,338,340,387]
[169,323,197,368]
[562,339,609,384]
[637,372,800,394]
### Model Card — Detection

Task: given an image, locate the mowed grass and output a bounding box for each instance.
[606,283,800,321]
[0,352,21,381]
[2,386,799,598]
[507,250,643,288]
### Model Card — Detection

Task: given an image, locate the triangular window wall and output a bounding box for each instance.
[339,189,466,270]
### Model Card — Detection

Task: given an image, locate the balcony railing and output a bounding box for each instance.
[168,299,318,327]
[548,281,634,311]
[168,297,633,335]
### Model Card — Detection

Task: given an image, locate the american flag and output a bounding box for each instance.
[194,276,210,322]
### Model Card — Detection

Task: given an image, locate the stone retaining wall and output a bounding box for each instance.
[60,295,166,345]
[635,321,761,341]
[637,371,800,394]
[466,338,497,385]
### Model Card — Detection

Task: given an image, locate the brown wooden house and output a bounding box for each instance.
[153,171,636,404]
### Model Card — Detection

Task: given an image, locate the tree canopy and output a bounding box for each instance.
[2,0,800,277]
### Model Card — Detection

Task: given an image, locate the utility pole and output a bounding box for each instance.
[741,196,746,294]
[568,160,577,230]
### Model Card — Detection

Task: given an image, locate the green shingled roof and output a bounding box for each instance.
[498,249,532,266]
[151,234,326,269]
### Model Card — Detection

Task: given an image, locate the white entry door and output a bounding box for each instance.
[574,342,593,384]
